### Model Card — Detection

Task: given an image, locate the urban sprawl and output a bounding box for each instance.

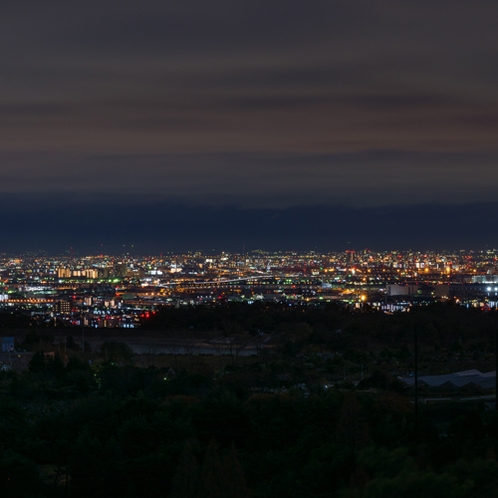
[2,249,498,328]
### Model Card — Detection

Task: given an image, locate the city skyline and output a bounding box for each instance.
[3,246,498,328]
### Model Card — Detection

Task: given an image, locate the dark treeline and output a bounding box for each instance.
[3,359,498,497]
[2,358,498,497]
[2,303,498,496]
[146,302,498,370]
[145,301,498,344]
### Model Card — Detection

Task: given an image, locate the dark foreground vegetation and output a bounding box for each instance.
[2,302,498,497]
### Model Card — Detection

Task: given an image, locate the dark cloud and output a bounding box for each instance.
[0,0,497,251]
[0,150,496,209]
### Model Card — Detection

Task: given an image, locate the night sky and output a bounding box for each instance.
[1,1,498,253]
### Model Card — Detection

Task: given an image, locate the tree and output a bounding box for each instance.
[68,431,105,497]
[0,450,42,498]
[198,440,224,498]
[28,351,46,374]
[337,393,370,450]
[197,440,250,498]
[101,341,134,365]
[170,440,200,498]
[47,353,65,379]
[66,335,81,351]
[222,444,250,498]
[20,330,40,352]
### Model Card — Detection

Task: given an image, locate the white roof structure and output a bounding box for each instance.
[400,369,496,389]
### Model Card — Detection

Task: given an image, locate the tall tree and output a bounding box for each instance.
[222,444,250,498]
[170,439,200,498]
[198,440,224,498]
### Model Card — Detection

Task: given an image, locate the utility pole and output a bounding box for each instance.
[414,325,419,441]
[81,314,85,354]
[495,328,498,411]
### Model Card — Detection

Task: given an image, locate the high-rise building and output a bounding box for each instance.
[57,268,71,278]
[54,300,71,315]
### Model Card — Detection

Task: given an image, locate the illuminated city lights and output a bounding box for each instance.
[0,248,498,327]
